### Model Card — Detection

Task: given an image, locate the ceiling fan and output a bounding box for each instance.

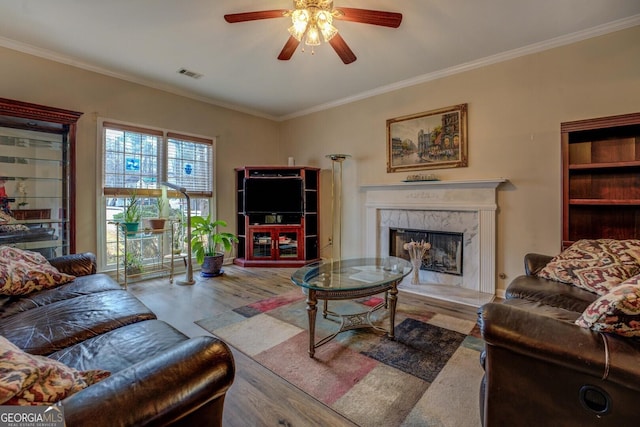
[224,1,402,64]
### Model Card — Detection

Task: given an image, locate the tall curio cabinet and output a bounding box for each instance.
[234,166,320,267]
[562,112,640,250]
[0,97,83,257]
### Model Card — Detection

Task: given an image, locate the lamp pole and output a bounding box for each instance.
[162,182,195,285]
[326,154,350,261]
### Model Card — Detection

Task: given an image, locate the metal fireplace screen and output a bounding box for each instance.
[389,228,463,276]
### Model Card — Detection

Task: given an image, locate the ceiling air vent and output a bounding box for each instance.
[177,68,203,79]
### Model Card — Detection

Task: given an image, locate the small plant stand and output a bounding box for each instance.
[110,221,177,289]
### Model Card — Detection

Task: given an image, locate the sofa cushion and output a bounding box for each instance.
[536,239,640,295]
[0,246,75,296]
[0,336,109,405]
[575,275,640,337]
[48,320,189,373]
[0,290,156,355]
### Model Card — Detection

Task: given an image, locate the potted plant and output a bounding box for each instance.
[123,192,141,233]
[147,197,167,230]
[189,215,238,277]
[124,251,144,275]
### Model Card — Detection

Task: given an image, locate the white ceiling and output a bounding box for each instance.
[0,1,639,120]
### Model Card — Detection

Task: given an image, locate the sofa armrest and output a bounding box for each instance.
[61,336,235,426]
[48,252,97,277]
[523,253,553,276]
[479,302,640,390]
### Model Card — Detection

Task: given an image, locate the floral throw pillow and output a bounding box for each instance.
[0,336,110,405]
[0,246,75,296]
[536,239,640,295]
[575,275,640,337]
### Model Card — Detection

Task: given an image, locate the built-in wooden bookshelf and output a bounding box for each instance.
[562,112,640,249]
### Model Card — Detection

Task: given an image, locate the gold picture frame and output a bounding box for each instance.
[386,103,468,173]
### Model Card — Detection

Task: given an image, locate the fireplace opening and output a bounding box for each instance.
[390,228,463,276]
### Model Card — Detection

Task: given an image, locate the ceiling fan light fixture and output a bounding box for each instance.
[289,1,337,46]
[316,9,337,41]
[291,9,309,26]
[305,24,321,46]
[225,0,402,64]
[319,22,337,42]
[288,8,309,41]
[288,24,306,41]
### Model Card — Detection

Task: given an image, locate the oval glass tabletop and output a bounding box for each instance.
[291,257,412,291]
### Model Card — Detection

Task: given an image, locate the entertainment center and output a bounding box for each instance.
[234,166,320,267]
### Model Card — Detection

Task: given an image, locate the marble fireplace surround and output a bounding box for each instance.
[361,179,506,308]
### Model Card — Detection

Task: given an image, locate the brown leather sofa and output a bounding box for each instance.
[478,253,640,426]
[0,252,235,426]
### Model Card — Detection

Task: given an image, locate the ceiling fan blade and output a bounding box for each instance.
[329,33,357,64]
[278,36,300,61]
[334,7,402,28]
[224,10,288,23]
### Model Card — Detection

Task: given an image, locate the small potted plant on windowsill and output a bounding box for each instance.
[190,215,238,277]
[123,192,141,234]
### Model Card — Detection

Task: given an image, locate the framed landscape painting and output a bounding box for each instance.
[386,103,468,173]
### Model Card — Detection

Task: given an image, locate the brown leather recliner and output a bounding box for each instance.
[478,253,640,426]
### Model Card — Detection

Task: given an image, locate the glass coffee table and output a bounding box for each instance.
[291,257,412,357]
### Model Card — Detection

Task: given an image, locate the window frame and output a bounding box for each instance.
[96,117,216,272]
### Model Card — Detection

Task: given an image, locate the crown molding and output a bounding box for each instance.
[280,14,640,121]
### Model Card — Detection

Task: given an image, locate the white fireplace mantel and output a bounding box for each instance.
[361,179,506,211]
[361,178,505,190]
[361,178,507,306]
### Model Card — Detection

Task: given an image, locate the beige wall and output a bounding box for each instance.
[1,26,638,294]
[279,26,640,294]
[0,46,281,255]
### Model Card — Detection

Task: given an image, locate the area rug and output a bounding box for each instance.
[196,290,485,427]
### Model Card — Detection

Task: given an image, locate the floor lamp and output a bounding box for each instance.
[162,182,195,285]
[326,154,350,261]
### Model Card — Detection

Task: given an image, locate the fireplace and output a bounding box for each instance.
[390,228,463,276]
[361,179,505,307]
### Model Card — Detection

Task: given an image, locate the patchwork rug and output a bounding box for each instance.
[196,290,485,427]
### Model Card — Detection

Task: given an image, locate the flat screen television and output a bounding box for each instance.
[244,177,304,214]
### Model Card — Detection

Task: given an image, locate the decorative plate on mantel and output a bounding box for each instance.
[402,174,439,182]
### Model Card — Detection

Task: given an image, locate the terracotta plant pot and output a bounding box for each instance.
[147,218,167,230]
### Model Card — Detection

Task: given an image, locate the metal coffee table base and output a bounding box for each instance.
[306,281,399,358]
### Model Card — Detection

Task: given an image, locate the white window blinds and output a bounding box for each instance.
[166,132,213,197]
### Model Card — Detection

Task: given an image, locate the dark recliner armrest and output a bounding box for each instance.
[48,252,97,277]
[61,336,235,427]
[523,253,553,276]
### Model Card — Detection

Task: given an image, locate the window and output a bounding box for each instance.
[99,121,215,271]
[167,133,213,195]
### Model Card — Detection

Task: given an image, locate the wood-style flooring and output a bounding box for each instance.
[128,264,478,427]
